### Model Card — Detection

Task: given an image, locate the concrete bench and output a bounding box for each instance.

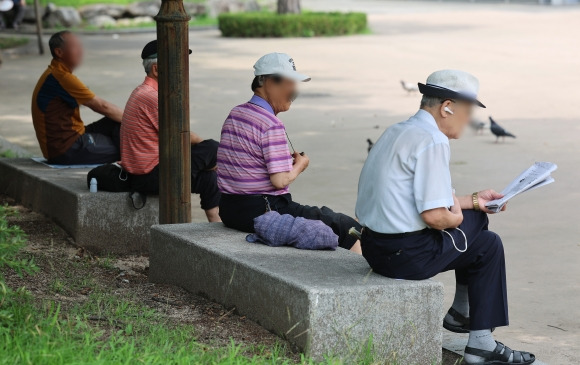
[150,223,444,363]
[0,158,206,255]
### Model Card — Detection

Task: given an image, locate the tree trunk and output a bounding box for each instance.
[277,0,301,14]
[34,0,44,55]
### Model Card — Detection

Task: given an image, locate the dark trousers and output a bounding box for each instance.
[47,117,120,165]
[130,140,221,210]
[0,4,25,29]
[361,210,508,330]
[219,193,362,250]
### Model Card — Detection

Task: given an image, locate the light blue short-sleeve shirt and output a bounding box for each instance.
[355,109,454,234]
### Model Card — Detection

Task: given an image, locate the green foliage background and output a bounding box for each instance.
[218,12,368,38]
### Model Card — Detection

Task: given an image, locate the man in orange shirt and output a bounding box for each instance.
[120,40,220,222]
[31,31,124,165]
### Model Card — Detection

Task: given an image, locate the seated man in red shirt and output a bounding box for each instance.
[120,40,220,222]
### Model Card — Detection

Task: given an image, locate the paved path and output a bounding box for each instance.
[1,1,579,363]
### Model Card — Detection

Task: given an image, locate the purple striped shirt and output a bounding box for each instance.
[217,95,292,195]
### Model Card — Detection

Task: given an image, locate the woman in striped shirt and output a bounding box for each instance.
[217,53,362,252]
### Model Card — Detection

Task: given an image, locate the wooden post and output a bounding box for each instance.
[33,0,44,54]
[155,0,191,224]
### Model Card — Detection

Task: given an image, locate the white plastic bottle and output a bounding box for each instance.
[89,178,98,193]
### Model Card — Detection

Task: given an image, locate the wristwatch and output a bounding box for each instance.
[472,192,480,211]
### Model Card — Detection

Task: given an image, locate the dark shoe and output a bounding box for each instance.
[443,307,470,333]
[464,341,535,364]
[443,307,496,334]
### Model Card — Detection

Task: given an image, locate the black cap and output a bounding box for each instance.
[141,40,193,60]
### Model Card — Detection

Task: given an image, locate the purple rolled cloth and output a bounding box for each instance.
[245,211,338,250]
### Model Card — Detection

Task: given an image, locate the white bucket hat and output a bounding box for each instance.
[418,69,485,108]
[253,52,311,82]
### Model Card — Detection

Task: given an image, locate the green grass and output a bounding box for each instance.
[0,205,296,364]
[0,150,17,158]
[0,289,338,364]
[48,0,204,7]
[0,37,28,50]
[1,296,297,364]
[0,205,340,364]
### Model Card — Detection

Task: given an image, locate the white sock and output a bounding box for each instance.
[465,329,514,363]
[445,283,469,325]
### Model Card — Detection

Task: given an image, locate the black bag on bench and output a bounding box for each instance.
[86,164,148,210]
[87,163,131,192]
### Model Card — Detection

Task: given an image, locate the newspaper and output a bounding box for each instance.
[485,162,558,213]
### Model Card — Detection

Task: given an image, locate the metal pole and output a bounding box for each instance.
[155,0,191,224]
[33,0,44,55]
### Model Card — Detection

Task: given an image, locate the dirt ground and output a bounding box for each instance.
[1,194,461,364]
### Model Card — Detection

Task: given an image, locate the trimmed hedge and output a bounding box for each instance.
[218,12,368,38]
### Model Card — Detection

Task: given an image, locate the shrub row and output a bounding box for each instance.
[218,12,368,38]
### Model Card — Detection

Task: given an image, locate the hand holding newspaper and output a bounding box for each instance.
[485,162,557,213]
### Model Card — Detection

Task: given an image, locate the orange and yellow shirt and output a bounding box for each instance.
[31,59,95,159]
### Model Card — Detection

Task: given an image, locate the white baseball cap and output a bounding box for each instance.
[0,0,14,11]
[418,69,485,108]
[253,52,311,82]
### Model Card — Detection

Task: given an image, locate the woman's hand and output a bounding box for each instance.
[477,189,507,213]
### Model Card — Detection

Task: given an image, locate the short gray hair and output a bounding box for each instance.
[420,95,445,109]
[143,58,157,74]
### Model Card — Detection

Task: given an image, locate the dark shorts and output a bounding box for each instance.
[130,139,221,211]
[47,117,120,165]
[219,193,361,250]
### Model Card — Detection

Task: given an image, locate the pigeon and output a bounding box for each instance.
[400,80,419,94]
[489,116,516,142]
[470,118,486,134]
[366,138,374,153]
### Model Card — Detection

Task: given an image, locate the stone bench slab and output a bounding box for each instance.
[150,223,444,363]
[0,158,206,255]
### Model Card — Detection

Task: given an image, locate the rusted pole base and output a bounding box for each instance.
[155,0,192,224]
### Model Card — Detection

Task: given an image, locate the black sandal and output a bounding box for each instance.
[443,308,496,334]
[464,341,536,364]
[443,307,470,333]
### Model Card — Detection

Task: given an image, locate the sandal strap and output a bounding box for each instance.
[516,350,535,362]
[465,341,535,364]
[447,307,470,326]
[500,343,513,362]
[465,342,509,362]
[465,347,504,361]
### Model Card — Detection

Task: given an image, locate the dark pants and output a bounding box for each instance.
[361,210,508,330]
[219,193,362,250]
[47,117,120,165]
[0,4,25,29]
[130,139,221,210]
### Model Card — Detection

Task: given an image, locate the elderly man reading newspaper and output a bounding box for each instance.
[356,70,537,365]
